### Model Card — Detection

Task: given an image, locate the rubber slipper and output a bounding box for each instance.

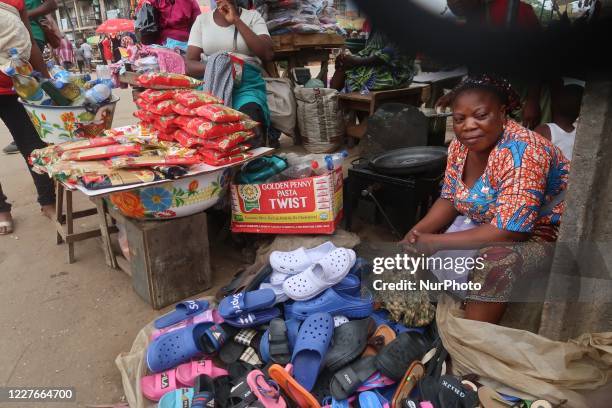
[359,390,389,408]
[0,220,13,235]
[329,356,378,401]
[192,375,215,408]
[158,387,194,408]
[141,368,185,401]
[267,318,291,365]
[363,325,397,357]
[226,377,259,408]
[375,332,431,381]
[199,323,238,355]
[176,359,229,387]
[270,242,337,274]
[223,307,282,328]
[283,248,356,301]
[325,317,375,372]
[261,319,301,363]
[285,288,373,320]
[247,370,287,408]
[259,282,289,303]
[151,309,223,341]
[268,364,321,408]
[217,264,272,301]
[334,274,361,296]
[391,361,424,408]
[219,289,277,319]
[333,316,349,327]
[146,322,217,373]
[356,372,395,392]
[310,368,334,404]
[155,300,210,329]
[291,312,334,391]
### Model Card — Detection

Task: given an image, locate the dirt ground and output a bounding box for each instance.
[0,87,254,407]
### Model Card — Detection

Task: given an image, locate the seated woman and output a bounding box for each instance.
[330,28,415,93]
[403,75,570,324]
[185,0,274,147]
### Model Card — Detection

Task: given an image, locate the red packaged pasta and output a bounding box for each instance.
[185,118,259,139]
[173,115,194,130]
[171,103,196,116]
[201,152,252,167]
[53,137,118,154]
[198,146,250,161]
[148,100,176,115]
[156,131,176,142]
[194,104,247,123]
[174,90,223,108]
[133,110,157,123]
[135,98,149,110]
[199,131,255,152]
[173,129,205,148]
[139,89,176,103]
[111,156,201,168]
[153,114,179,132]
[137,72,202,89]
[61,144,142,161]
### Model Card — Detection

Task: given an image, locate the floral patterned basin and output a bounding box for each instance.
[109,169,230,220]
[20,96,119,144]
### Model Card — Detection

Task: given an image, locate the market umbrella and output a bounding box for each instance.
[96,18,135,34]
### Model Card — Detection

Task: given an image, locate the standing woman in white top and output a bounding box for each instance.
[186,0,274,146]
[535,83,584,161]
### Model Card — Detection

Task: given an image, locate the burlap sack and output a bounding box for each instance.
[436,294,612,408]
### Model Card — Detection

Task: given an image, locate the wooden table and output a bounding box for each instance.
[338,83,431,116]
[413,68,467,107]
[267,33,345,85]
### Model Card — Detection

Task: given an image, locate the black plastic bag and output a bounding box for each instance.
[135,2,159,45]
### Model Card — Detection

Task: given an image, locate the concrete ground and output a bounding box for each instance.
[0,87,253,407]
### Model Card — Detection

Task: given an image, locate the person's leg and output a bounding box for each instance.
[77,60,84,74]
[0,94,55,214]
[237,102,268,148]
[0,182,13,234]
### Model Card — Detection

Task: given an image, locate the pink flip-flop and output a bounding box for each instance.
[140,368,185,401]
[247,370,286,408]
[175,359,229,387]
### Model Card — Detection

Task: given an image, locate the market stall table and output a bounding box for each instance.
[413,67,468,107]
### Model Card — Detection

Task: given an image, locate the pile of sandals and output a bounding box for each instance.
[139,242,561,408]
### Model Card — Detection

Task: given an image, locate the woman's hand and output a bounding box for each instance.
[217,0,240,25]
[400,230,437,257]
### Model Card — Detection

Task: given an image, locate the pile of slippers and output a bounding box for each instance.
[140,243,558,408]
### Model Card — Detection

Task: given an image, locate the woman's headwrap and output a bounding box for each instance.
[451,74,521,112]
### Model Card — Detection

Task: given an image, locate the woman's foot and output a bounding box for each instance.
[41,204,55,220]
[0,211,14,235]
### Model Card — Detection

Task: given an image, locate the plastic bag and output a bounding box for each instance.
[139,89,176,104]
[185,118,259,139]
[147,100,176,115]
[201,152,252,166]
[197,146,250,162]
[137,72,202,90]
[171,103,196,116]
[195,104,247,123]
[173,115,194,130]
[174,90,223,108]
[60,144,142,161]
[135,2,159,45]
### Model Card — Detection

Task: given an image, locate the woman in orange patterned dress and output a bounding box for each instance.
[402,75,570,324]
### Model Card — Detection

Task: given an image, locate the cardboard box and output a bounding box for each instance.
[231,168,343,234]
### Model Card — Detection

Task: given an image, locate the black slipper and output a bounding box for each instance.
[216,264,272,300]
[329,356,378,400]
[214,376,232,408]
[310,367,334,404]
[325,317,375,372]
[199,323,239,355]
[375,332,431,381]
[220,329,263,365]
[227,377,259,408]
[268,318,291,365]
[192,374,215,408]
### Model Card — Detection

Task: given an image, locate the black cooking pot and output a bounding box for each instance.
[368,146,448,176]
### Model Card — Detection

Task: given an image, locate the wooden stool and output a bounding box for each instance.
[54,182,117,265]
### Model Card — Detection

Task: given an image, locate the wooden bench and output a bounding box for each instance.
[339,83,431,116]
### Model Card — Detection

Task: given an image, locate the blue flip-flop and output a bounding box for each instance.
[291,312,334,391]
[260,319,301,363]
[147,322,224,373]
[218,289,276,319]
[285,289,374,321]
[154,300,209,329]
[158,387,194,408]
[359,390,389,408]
[222,307,281,328]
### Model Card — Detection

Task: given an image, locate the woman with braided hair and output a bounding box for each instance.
[400,75,570,324]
